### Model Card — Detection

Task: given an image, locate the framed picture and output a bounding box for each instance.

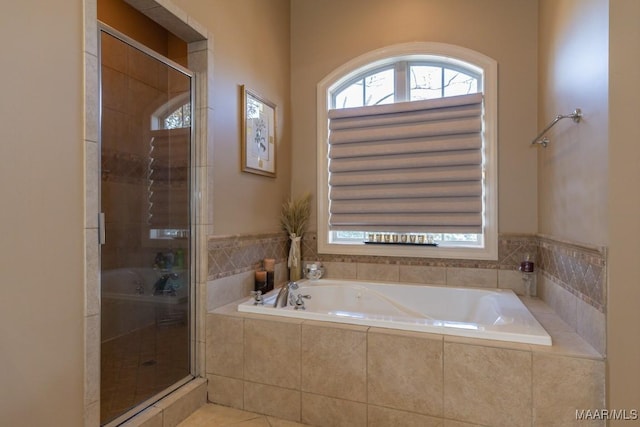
[241,85,277,177]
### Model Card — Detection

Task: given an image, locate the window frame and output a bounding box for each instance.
[316,42,498,260]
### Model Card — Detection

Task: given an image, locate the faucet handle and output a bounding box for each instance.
[251,290,264,305]
[293,293,311,310]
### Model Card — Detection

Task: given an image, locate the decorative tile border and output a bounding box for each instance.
[207,232,288,280]
[207,231,606,312]
[537,235,606,313]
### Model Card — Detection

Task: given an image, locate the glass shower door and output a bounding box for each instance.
[99,27,193,425]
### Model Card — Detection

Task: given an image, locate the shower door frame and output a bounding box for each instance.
[98,23,198,426]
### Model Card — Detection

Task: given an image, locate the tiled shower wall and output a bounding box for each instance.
[207,231,607,354]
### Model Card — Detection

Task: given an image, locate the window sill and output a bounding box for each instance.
[317,238,498,261]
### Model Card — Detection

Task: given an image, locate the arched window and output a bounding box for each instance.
[151,92,192,130]
[317,42,498,260]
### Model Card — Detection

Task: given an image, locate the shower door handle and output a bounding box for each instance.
[99,212,106,245]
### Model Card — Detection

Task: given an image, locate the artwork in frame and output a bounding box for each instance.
[241,85,277,177]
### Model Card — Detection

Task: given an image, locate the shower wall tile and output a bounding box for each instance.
[85,228,100,316]
[85,54,99,143]
[84,401,100,427]
[85,141,99,229]
[194,165,208,225]
[84,0,98,57]
[85,313,100,405]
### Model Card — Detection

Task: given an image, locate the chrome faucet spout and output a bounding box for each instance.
[273,281,298,308]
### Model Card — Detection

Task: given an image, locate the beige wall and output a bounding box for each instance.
[291,0,539,234]
[172,0,292,235]
[0,1,85,426]
[608,0,640,419]
[538,0,609,247]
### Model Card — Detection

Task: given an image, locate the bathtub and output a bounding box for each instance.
[102,268,188,341]
[237,279,551,346]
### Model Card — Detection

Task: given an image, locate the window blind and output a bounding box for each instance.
[148,129,190,230]
[327,92,484,233]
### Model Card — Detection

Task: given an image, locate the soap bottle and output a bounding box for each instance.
[175,248,185,269]
[519,254,535,296]
[165,249,175,270]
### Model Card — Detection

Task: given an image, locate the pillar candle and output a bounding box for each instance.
[255,270,267,283]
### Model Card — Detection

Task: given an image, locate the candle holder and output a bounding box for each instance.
[255,269,268,294]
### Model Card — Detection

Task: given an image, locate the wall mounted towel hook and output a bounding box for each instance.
[531,108,582,147]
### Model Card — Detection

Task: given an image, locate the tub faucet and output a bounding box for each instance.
[127,270,145,295]
[273,281,298,308]
[293,293,311,310]
[153,273,179,295]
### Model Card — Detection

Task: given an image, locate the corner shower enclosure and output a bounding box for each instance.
[99,25,194,425]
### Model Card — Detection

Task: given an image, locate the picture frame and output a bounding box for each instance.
[241,85,277,177]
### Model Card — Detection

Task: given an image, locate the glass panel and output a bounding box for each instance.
[164,102,191,129]
[335,80,365,108]
[410,65,443,100]
[443,69,479,97]
[100,31,191,425]
[364,68,394,105]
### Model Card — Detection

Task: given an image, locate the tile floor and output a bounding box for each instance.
[178,403,309,427]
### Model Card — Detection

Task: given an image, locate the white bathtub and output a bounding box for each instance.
[102,268,189,341]
[238,279,551,346]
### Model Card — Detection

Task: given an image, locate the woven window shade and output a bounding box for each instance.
[148,129,190,229]
[327,92,484,233]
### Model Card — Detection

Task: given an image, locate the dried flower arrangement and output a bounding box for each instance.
[280,193,312,281]
[279,192,312,238]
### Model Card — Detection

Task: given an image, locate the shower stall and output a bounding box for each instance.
[99,25,195,425]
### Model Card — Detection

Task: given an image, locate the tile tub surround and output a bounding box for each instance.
[206,299,604,427]
[301,232,607,354]
[207,232,606,352]
[207,233,540,298]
